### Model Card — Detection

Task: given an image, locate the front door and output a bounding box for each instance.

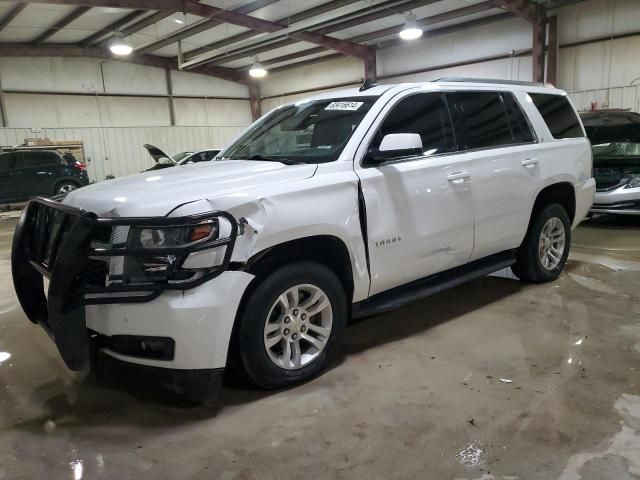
[13,151,59,197]
[355,92,475,296]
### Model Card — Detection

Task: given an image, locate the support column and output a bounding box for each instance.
[249,83,261,121]
[546,15,559,85]
[532,18,546,83]
[363,47,377,83]
[165,69,175,126]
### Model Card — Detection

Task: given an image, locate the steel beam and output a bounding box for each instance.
[37,0,370,59]
[187,0,440,68]
[259,2,495,69]
[249,83,261,120]
[546,15,558,84]
[135,0,280,55]
[183,0,361,61]
[531,18,546,83]
[492,0,543,24]
[0,44,248,84]
[0,3,26,33]
[80,9,146,45]
[33,6,91,43]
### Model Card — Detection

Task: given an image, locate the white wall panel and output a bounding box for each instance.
[173,98,253,126]
[0,57,102,93]
[260,56,364,97]
[378,17,531,78]
[4,93,102,128]
[101,62,167,96]
[170,70,249,98]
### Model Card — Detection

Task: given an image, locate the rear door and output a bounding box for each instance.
[0,152,18,202]
[14,151,60,197]
[355,91,475,296]
[445,91,539,260]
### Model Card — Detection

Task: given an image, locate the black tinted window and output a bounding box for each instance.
[17,151,58,168]
[0,152,17,171]
[372,93,455,155]
[529,93,583,139]
[447,92,513,149]
[503,93,535,143]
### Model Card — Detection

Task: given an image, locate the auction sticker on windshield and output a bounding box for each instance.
[325,101,363,111]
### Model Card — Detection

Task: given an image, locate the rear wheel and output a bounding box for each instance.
[232,262,347,389]
[55,181,79,195]
[512,203,571,283]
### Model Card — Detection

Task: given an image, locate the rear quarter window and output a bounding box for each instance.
[529,93,584,139]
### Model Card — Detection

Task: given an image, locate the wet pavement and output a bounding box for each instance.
[0,214,639,479]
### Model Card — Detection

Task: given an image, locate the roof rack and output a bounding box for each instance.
[433,77,548,87]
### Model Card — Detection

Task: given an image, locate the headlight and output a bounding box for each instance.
[123,221,219,284]
[626,174,640,189]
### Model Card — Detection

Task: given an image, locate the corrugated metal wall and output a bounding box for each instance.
[0,126,244,181]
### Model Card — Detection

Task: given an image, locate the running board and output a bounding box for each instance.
[351,250,517,319]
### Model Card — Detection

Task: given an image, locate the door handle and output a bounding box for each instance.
[521,158,538,168]
[447,171,471,184]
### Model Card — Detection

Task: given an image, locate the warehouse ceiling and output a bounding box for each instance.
[0,0,576,82]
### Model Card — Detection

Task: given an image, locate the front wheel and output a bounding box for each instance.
[512,203,571,283]
[232,262,347,389]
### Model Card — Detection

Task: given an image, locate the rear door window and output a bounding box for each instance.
[447,92,513,149]
[17,151,59,168]
[529,93,584,139]
[503,93,535,143]
[371,92,456,156]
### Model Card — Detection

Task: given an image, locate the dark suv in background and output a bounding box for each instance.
[0,149,89,203]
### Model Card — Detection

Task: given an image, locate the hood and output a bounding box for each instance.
[63,159,317,217]
[143,144,176,165]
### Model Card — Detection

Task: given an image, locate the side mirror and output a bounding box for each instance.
[365,133,423,164]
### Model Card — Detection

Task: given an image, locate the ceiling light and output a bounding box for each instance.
[399,12,423,41]
[249,57,267,78]
[108,34,133,56]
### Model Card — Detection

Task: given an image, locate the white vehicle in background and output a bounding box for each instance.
[12,78,594,402]
[144,144,221,171]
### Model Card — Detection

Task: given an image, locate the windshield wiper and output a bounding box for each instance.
[229,154,303,165]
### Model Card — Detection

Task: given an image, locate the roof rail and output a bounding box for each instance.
[433,77,548,87]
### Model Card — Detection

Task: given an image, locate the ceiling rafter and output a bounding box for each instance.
[0,43,249,83]
[32,5,91,43]
[492,0,545,24]
[193,0,442,69]
[0,2,26,33]
[269,12,514,73]
[36,0,372,59]
[256,1,497,69]
[182,0,362,61]
[135,0,281,55]
[80,8,146,45]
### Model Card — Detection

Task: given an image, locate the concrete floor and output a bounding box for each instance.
[0,214,639,480]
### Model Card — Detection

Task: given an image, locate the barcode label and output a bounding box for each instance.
[325,101,363,111]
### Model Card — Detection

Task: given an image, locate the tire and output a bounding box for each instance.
[512,203,571,283]
[232,261,347,389]
[55,181,79,195]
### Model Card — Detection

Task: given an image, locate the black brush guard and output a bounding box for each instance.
[11,197,238,371]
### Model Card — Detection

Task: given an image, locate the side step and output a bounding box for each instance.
[351,250,517,319]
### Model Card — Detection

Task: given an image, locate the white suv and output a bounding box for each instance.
[12,79,595,401]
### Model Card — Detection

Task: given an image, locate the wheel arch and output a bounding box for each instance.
[530,181,576,226]
[51,177,81,195]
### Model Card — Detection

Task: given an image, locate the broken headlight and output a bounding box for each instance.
[122,221,219,284]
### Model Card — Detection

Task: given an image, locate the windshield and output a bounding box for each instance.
[592,142,640,157]
[221,97,377,164]
[172,151,193,162]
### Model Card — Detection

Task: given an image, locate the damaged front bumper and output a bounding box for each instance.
[11,196,238,372]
